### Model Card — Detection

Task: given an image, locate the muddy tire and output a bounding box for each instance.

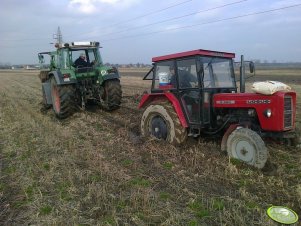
[50,77,74,119]
[141,101,187,145]
[227,128,268,169]
[101,79,122,111]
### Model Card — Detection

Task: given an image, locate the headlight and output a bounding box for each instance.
[264,109,272,118]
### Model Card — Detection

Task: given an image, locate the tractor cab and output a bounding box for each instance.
[143,49,240,128]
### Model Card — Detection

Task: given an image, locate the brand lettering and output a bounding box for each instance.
[246,99,271,104]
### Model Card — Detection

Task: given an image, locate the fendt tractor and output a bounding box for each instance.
[38,41,122,118]
[139,49,300,169]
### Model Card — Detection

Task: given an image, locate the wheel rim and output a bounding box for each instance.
[150,115,168,140]
[232,140,255,162]
[52,84,60,113]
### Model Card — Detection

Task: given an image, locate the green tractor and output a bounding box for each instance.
[38,41,122,119]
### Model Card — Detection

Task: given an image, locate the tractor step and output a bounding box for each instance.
[188,126,200,137]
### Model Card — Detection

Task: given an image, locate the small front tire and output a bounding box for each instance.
[227,128,268,169]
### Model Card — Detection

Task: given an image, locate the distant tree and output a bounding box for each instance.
[0,62,11,69]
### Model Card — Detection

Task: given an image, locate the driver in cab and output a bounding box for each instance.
[74,53,91,68]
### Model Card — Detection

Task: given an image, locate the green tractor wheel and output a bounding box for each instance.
[50,77,74,119]
[100,79,122,111]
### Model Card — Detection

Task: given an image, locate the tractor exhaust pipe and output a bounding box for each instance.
[240,55,245,93]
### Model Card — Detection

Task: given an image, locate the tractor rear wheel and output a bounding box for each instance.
[50,77,74,119]
[226,128,268,169]
[141,101,187,145]
[101,79,122,111]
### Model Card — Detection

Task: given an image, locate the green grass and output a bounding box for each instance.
[129,177,151,187]
[121,159,133,166]
[188,200,211,219]
[212,198,225,211]
[159,192,171,201]
[39,205,53,215]
[162,162,173,170]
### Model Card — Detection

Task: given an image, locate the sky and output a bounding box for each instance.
[0,0,301,65]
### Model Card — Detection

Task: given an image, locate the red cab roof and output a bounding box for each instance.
[152,49,235,62]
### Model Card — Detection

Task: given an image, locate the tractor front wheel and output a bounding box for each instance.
[101,79,122,111]
[226,128,268,169]
[50,77,74,119]
[141,101,187,145]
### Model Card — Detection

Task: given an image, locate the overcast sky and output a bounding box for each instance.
[1,0,301,65]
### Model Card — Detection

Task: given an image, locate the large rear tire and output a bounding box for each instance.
[101,79,122,111]
[141,101,187,145]
[226,128,268,169]
[50,77,74,119]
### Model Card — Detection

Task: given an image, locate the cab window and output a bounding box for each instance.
[202,57,235,88]
[87,49,96,64]
[153,60,175,89]
[176,58,198,88]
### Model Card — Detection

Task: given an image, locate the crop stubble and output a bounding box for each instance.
[0,69,300,225]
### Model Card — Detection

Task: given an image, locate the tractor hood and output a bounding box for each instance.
[213,91,297,131]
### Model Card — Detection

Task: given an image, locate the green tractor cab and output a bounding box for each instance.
[38,41,122,119]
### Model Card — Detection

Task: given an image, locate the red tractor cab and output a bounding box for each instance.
[139,49,299,169]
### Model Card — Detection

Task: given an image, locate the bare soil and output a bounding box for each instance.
[0,69,300,225]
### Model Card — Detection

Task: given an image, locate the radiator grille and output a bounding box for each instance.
[284,95,293,129]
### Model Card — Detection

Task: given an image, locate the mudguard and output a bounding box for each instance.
[102,73,120,81]
[49,71,77,85]
[139,92,188,128]
[42,81,52,105]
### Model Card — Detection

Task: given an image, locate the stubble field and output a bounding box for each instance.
[0,68,300,225]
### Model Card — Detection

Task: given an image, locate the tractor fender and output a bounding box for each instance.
[139,93,188,128]
[102,73,120,81]
[221,124,240,151]
[42,81,52,105]
[49,71,76,85]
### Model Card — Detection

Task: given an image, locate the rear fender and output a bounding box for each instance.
[139,93,188,128]
[50,71,76,85]
[42,81,52,105]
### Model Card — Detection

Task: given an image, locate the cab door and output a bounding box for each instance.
[176,58,202,124]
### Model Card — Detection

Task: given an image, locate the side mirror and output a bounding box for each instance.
[249,61,255,73]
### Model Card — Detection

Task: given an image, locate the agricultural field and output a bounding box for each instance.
[0,68,300,225]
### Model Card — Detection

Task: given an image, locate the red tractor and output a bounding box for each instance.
[139,49,299,169]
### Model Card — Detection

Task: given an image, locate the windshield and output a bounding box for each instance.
[70,48,102,67]
[201,57,235,88]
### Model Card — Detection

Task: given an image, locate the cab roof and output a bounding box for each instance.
[152,49,235,62]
